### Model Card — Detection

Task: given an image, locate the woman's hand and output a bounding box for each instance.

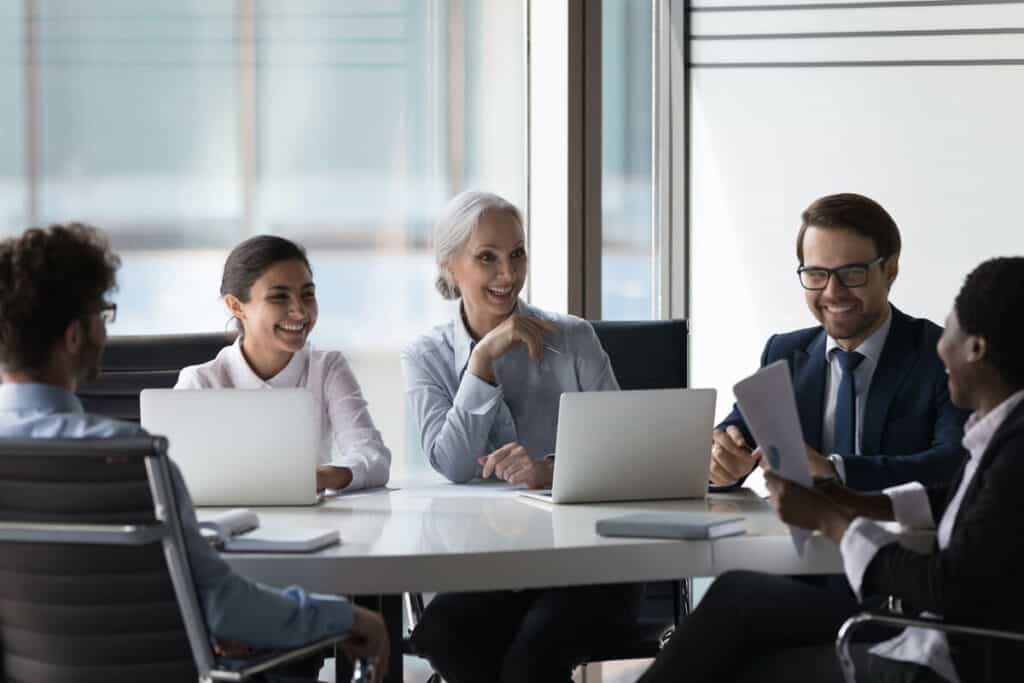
[764,471,853,543]
[478,442,554,489]
[316,465,354,492]
[467,315,559,382]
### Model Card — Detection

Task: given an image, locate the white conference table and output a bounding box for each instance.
[213,478,847,597]
[209,478,927,681]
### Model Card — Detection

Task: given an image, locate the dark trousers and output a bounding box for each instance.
[638,570,948,683]
[410,583,643,683]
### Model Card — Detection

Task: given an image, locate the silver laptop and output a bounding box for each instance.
[521,388,717,504]
[140,388,320,506]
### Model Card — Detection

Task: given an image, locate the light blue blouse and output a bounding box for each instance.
[401,300,619,483]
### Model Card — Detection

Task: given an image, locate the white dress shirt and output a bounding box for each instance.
[823,306,893,481]
[176,338,391,491]
[839,388,1024,683]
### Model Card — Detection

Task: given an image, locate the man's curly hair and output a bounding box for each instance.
[0,223,120,373]
[955,256,1024,389]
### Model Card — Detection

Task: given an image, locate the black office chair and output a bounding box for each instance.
[590,319,688,393]
[837,608,1024,683]
[0,437,350,682]
[77,332,237,422]
[403,319,690,680]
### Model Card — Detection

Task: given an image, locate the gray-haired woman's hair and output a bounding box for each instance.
[433,190,523,300]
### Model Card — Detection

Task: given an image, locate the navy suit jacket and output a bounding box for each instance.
[717,306,968,491]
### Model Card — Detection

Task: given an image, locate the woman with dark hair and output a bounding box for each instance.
[176,235,391,492]
[639,256,1024,683]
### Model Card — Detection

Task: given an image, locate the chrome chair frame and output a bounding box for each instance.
[836,610,1024,683]
[0,437,348,683]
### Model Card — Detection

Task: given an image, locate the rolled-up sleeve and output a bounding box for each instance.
[169,463,354,648]
[401,347,502,483]
[322,354,392,490]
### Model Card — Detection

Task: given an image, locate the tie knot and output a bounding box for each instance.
[833,348,865,372]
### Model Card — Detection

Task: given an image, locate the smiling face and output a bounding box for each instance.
[227,258,318,356]
[801,226,897,350]
[446,209,527,334]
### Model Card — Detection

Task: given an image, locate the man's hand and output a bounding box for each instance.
[316,465,354,492]
[343,606,390,683]
[765,471,852,543]
[477,442,554,489]
[709,426,759,485]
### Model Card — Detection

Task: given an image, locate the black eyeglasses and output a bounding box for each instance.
[96,303,117,324]
[797,256,887,291]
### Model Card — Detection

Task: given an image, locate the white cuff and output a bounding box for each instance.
[828,454,847,483]
[454,373,503,415]
[344,462,365,491]
[839,517,898,601]
[884,482,935,529]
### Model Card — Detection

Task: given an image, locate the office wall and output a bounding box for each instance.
[687,0,1024,420]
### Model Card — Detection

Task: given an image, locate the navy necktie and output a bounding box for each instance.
[833,349,865,456]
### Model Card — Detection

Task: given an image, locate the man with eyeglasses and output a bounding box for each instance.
[710,193,968,492]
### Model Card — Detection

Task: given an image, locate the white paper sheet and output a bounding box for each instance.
[733,359,814,554]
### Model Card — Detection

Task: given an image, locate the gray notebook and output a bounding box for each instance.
[595,512,746,540]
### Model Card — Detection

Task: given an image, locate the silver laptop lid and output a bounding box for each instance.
[547,388,716,504]
[140,388,320,506]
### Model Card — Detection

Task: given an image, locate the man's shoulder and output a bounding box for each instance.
[78,413,149,438]
[0,411,148,439]
[762,324,825,360]
[891,306,944,346]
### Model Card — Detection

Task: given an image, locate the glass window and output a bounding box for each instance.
[601,0,653,320]
[3,0,526,476]
[0,1,26,229]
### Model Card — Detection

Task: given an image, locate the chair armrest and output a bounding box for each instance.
[207,634,349,682]
[835,610,1024,683]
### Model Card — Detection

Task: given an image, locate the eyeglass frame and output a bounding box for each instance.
[796,255,888,291]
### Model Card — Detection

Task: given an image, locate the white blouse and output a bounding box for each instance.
[175,339,391,491]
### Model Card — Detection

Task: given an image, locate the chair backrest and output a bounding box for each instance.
[77,332,237,422]
[0,438,214,683]
[589,319,688,390]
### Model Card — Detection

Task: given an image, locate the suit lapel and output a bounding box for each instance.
[792,331,828,450]
[862,307,916,456]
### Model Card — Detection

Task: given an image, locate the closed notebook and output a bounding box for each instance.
[595,512,746,540]
[198,508,340,553]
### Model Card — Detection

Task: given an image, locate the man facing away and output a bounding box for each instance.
[710,193,968,493]
[0,223,388,681]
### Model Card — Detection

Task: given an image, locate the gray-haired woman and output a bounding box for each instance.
[400,190,642,682]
